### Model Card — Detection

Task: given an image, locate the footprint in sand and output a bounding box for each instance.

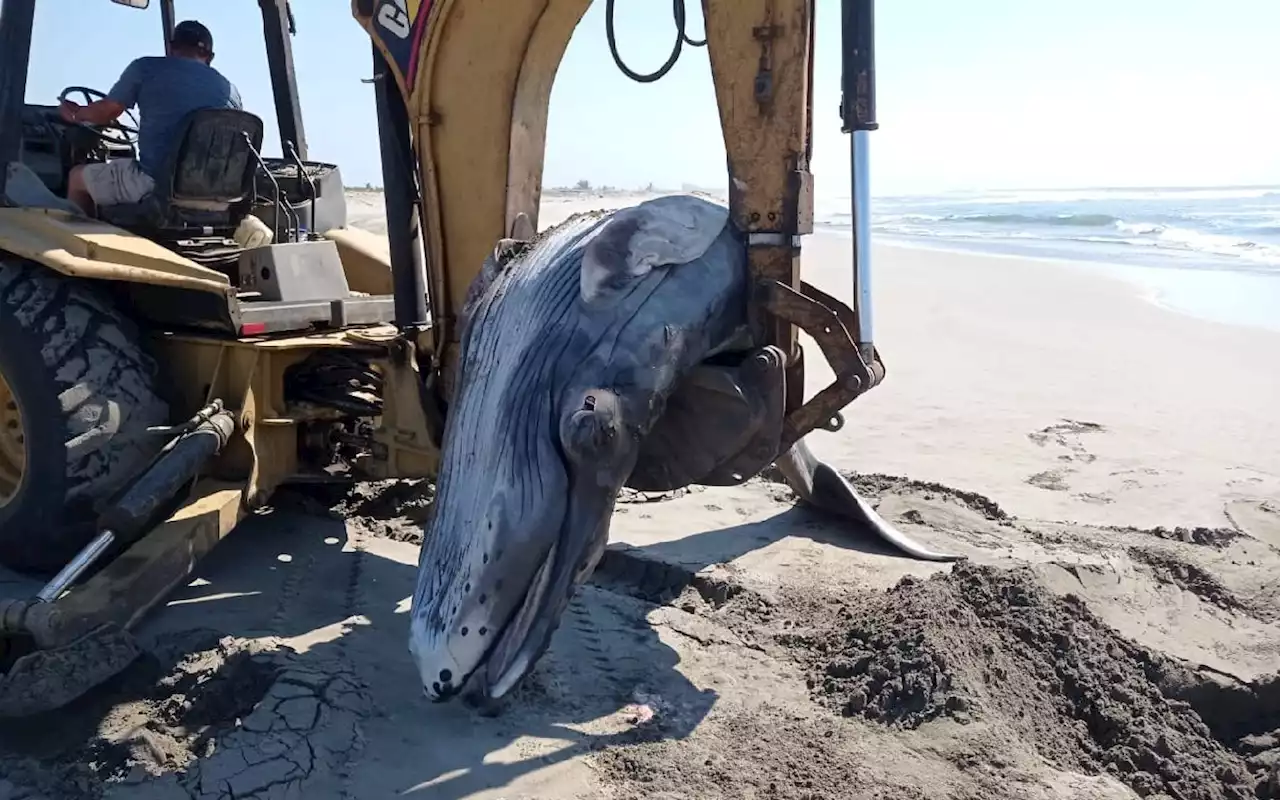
[1027,419,1107,464]
[1225,466,1270,489]
[1027,469,1071,492]
[1112,468,1160,476]
[1025,419,1108,493]
[1075,492,1115,505]
[1105,467,1179,495]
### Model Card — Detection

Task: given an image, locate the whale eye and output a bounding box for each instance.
[562,396,623,462]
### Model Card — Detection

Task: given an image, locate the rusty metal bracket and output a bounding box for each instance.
[760,279,885,452]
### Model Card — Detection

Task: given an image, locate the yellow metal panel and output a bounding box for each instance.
[323,226,395,296]
[50,481,248,645]
[351,0,437,102]
[407,0,590,392]
[704,0,814,233]
[150,323,439,488]
[504,0,592,235]
[0,207,231,295]
[704,0,815,359]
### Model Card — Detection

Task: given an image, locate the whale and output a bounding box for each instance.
[408,194,958,704]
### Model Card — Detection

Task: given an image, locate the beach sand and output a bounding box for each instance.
[805,235,1280,530]
[2,190,1277,800]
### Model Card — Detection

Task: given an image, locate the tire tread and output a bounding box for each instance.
[0,259,169,572]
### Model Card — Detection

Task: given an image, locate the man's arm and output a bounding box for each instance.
[60,98,126,126]
[60,59,143,125]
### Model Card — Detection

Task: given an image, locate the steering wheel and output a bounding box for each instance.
[56,86,140,146]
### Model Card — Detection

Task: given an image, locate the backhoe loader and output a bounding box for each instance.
[0,0,885,717]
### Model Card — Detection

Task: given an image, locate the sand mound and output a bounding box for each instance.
[1116,525,1245,549]
[1127,546,1250,613]
[596,705,866,800]
[804,561,1275,800]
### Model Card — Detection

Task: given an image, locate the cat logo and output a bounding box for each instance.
[377,0,412,39]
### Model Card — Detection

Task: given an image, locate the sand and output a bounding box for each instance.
[1,189,1278,800]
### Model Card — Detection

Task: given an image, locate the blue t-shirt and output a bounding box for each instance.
[107,56,243,176]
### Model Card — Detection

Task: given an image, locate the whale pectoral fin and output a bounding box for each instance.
[581,195,731,306]
[775,439,963,563]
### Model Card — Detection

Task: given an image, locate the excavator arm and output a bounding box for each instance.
[351,0,886,454]
[354,0,962,704]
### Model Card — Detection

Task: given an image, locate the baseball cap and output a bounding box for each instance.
[171,20,214,53]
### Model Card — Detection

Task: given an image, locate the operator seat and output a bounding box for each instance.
[98,107,265,233]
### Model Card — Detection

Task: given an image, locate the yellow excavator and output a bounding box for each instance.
[0,0,884,716]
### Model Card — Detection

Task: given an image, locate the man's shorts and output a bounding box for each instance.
[80,159,155,207]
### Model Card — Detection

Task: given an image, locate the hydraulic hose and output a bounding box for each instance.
[605,0,706,84]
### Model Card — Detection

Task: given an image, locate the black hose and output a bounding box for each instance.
[605,0,706,85]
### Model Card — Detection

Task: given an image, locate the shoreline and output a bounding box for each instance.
[818,227,1280,335]
[350,185,1279,335]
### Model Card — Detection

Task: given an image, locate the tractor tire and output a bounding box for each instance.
[0,259,170,576]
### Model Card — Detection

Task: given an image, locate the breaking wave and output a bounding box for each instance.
[815,185,1280,272]
[942,212,1121,227]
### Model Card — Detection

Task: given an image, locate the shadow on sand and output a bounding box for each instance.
[0,483,907,799]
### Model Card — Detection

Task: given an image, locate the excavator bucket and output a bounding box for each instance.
[0,623,142,718]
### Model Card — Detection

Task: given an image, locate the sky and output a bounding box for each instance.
[22,0,1280,197]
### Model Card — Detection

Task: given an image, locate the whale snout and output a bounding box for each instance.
[409,386,634,704]
[409,467,569,702]
[411,638,464,701]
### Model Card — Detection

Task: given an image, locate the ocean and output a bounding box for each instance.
[816,186,1280,333]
